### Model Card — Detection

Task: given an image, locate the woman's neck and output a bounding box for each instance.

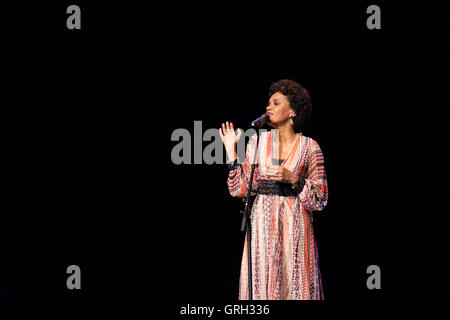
[277,123,298,145]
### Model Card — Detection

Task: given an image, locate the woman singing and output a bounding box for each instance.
[219,79,328,300]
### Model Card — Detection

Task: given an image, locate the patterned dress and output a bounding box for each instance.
[227,130,328,300]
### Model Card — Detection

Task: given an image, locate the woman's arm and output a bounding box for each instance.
[227,134,260,198]
[299,139,328,211]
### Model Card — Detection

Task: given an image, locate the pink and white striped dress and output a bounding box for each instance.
[227,130,328,300]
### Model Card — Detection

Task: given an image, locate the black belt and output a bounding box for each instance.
[257,180,300,197]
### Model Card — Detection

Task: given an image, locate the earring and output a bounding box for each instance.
[290,118,294,125]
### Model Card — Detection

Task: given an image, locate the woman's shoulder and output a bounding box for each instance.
[300,133,314,144]
[300,134,323,150]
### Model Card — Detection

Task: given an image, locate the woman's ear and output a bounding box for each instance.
[289,108,296,118]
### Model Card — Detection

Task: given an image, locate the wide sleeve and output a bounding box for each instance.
[299,139,328,211]
[227,134,260,198]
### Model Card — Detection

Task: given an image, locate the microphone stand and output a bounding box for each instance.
[240,120,264,300]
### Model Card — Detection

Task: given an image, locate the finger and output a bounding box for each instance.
[237,128,243,139]
[230,122,234,132]
[219,128,224,139]
[222,123,226,134]
[226,121,230,132]
[267,166,280,174]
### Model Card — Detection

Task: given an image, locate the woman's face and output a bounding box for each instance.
[266,92,295,127]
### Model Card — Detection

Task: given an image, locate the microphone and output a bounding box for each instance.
[251,113,269,128]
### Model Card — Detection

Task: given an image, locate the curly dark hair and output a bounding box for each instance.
[268,79,312,133]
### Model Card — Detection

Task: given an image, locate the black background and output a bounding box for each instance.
[2,1,449,301]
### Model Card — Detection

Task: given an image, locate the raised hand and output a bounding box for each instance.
[219,121,242,150]
[219,121,243,162]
